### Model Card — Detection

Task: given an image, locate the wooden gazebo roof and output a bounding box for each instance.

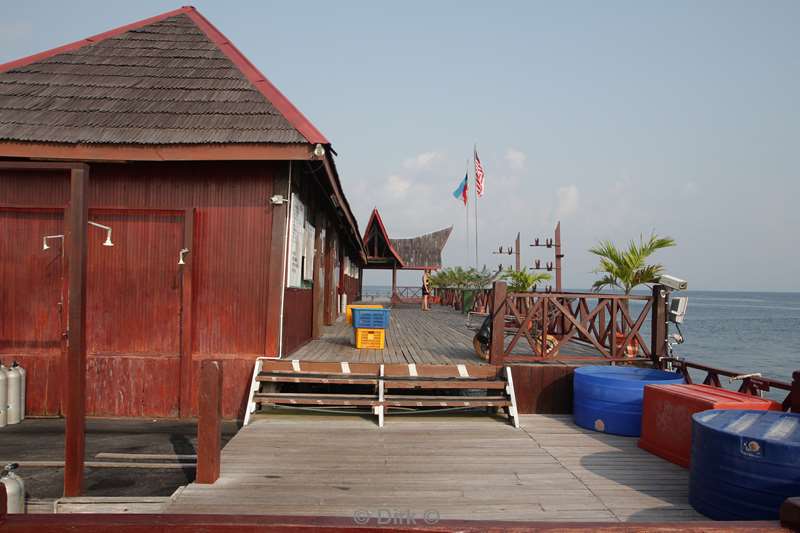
[363,208,452,271]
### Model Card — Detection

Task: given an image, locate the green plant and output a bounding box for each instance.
[501,267,551,293]
[590,233,676,294]
[429,266,496,289]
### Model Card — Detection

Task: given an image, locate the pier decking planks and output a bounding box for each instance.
[166,414,705,522]
[292,304,601,365]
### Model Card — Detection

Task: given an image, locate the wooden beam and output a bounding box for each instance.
[178,208,195,418]
[650,284,668,365]
[311,212,323,339]
[0,142,315,162]
[196,360,222,484]
[489,281,507,365]
[265,163,291,356]
[64,165,89,497]
[323,221,334,326]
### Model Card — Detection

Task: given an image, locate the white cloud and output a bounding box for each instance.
[505,148,527,171]
[555,185,579,218]
[403,151,442,170]
[385,174,411,197]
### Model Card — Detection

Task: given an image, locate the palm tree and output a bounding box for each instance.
[502,267,552,293]
[589,233,676,294]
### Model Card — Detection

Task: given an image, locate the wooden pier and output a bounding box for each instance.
[292,304,601,365]
[166,413,704,522]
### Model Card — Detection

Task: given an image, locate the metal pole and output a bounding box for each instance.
[515,232,521,272]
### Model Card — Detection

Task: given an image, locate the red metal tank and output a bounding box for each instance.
[638,384,781,468]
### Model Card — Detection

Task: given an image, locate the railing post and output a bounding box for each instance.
[489,281,507,365]
[650,284,668,366]
[197,360,222,484]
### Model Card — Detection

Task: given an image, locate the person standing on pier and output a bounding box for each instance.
[421,270,431,311]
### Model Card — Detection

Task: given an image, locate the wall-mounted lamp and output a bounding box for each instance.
[88,221,114,247]
[270,194,288,205]
[178,248,190,266]
[42,234,64,251]
[313,144,325,157]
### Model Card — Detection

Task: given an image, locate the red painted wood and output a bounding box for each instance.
[282,288,313,356]
[197,360,222,484]
[265,165,290,357]
[0,209,64,413]
[510,365,576,414]
[179,209,195,417]
[1,162,280,418]
[64,165,88,497]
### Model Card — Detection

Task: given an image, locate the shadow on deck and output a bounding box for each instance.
[290,304,602,365]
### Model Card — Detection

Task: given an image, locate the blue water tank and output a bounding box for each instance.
[573,366,684,436]
[690,409,800,520]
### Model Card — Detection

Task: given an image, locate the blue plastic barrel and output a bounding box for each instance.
[573,366,684,436]
[690,409,800,520]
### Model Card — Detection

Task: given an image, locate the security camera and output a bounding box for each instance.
[659,274,687,291]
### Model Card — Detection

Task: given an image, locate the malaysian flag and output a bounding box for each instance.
[474,147,485,197]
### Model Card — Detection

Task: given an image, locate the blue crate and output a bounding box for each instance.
[351,307,390,329]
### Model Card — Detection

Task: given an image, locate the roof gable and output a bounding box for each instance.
[0,7,327,145]
[363,209,405,267]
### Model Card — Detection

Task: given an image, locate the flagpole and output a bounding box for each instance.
[473,144,479,269]
[464,158,470,265]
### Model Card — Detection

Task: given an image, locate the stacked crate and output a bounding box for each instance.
[350,307,390,349]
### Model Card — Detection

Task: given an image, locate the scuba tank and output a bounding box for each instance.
[6,364,21,425]
[0,463,25,513]
[12,362,25,421]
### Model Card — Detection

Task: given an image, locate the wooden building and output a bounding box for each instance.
[362,208,452,300]
[0,7,365,419]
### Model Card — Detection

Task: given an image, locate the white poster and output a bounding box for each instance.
[303,220,315,282]
[287,193,305,288]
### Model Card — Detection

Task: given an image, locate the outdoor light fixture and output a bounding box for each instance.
[270,194,288,205]
[88,221,114,247]
[313,143,325,157]
[42,234,64,251]
[178,248,190,265]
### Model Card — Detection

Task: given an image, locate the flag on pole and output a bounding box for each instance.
[452,173,468,205]
[474,147,485,197]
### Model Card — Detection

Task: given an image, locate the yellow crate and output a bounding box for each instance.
[346,304,383,325]
[354,328,386,350]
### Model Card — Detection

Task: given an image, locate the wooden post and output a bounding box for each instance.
[64,166,88,497]
[0,482,6,519]
[650,284,668,366]
[391,265,397,298]
[514,232,521,272]
[323,222,334,326]
[196,360,222,484]
[781,497,800,530]
[311,213,323,339]
[179,208,195,418]
[265,163,291,356]
[489,281,507,365]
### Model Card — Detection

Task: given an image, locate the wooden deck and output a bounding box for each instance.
[291,304,601,365]
[166,413,704,523]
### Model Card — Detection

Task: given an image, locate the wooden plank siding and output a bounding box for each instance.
[0,161,286,418]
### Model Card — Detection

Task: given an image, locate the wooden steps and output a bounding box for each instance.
[244,359,519,428]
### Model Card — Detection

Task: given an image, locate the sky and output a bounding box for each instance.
[2,1,798,291]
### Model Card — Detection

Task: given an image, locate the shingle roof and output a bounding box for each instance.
[0,8,326,145]
[391,226,453,270]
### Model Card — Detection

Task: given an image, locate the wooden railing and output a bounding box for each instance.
[662,358,799,412]
[434,287,491,312]
[488,281,665,364]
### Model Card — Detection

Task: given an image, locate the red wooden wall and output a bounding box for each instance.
[282,288,313,355]
[0,162,283,418]
[510,365,576,414]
